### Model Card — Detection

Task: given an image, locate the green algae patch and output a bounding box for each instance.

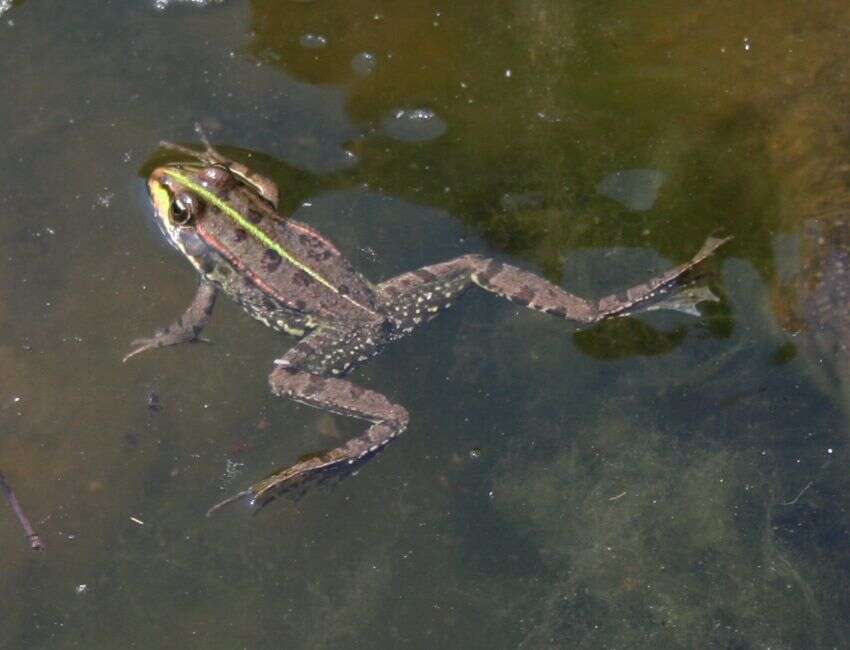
[494,413,826,648]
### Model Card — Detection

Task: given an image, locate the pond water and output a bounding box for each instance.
[2,1,850,648]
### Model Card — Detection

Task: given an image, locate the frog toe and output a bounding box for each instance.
[123,338,160,362]
[205,488,255,517]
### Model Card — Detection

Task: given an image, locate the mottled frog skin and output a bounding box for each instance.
[127,134,729,513]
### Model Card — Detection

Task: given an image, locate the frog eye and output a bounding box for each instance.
[171,192,200,225]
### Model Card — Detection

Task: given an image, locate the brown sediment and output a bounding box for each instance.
[765,59,850,400]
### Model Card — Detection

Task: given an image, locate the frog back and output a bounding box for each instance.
[192,186,378,326]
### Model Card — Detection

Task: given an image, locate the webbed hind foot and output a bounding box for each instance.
[206,450,367,515]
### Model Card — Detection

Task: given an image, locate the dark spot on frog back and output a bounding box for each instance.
[247,209,264,224]
[299,233,334,261]
[233,227,247,242]
[261,249,282,272]
[292,269,312,287]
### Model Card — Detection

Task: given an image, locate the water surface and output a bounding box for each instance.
[1,1,850,648]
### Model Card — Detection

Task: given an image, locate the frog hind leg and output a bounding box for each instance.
[376,235,729,331]
[471,235,730,322]
[123,278,217,362]
[208,324,407,514]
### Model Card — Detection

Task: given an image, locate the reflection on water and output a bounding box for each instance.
[1,0,850,647]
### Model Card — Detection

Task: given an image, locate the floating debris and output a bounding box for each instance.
[147,388,162,413]
[0,471,44,551]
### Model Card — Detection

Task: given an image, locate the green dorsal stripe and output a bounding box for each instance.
[164,169,341,295]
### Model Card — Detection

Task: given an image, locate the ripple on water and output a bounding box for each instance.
[596,168,667,212]
[381,108,447,143]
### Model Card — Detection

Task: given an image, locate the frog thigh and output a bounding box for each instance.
[275,323,388,377]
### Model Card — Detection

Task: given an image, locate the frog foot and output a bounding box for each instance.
[123,332,211,363]
[630,283,720,318]
[206,451,355,516]
[159,123,227,166]
[123,280,217,362]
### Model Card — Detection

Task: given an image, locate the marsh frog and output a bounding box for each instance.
[127,133,729,513]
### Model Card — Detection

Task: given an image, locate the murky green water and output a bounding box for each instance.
[2,1,850,648]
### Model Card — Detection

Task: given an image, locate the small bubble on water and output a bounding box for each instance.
[153,0,223,10]
[382,108,447,143]
[351,51,377,77]
[469,447,482,461]
[299,33,328,49]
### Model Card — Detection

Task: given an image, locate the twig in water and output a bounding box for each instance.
[0,471,44,551]
[780,480,813,506]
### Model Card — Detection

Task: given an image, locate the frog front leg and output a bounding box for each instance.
[208,324,404,513]
[123,278,217,362]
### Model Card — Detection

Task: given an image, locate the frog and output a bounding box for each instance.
[126,132,730,514]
